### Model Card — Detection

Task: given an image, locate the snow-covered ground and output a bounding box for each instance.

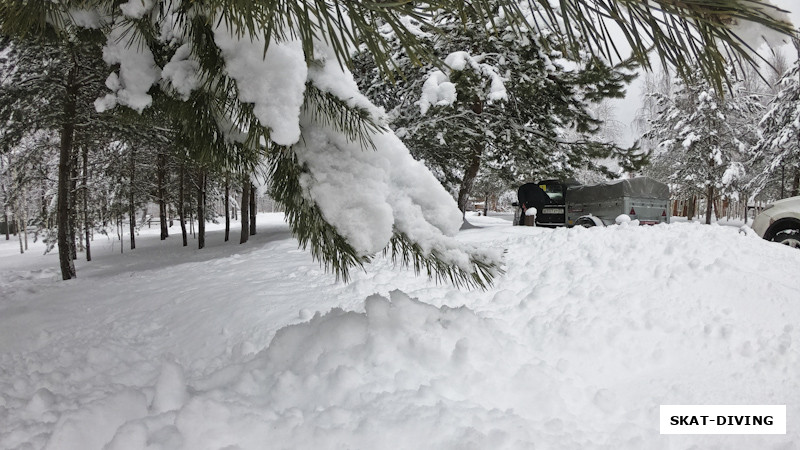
[1,213,798,449]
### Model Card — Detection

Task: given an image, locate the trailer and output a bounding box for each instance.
[513,177,670,227]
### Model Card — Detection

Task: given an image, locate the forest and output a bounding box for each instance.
[0,0,797,284]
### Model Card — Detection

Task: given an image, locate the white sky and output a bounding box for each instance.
[610,0,800,147]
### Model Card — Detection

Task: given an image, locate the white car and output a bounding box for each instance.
[751,196,800,248]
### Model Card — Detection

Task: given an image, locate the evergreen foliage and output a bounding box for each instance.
[354,4,643,210]
[751,39,800,197]
[643,68,763,222]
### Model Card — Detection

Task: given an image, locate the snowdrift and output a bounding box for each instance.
[1,215,799,449]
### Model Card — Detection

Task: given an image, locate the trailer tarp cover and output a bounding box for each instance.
[566,177,670,203]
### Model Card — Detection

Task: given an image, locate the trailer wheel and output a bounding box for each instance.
[775,231,800,249]
[575,217,596,228]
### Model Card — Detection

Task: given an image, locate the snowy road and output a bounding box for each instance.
[1,213,799,449]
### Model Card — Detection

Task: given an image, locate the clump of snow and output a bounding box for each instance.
[213,23,307,146]
[304,40,384,121]
[293,45,495,272]
[119,0,154,19]
[419,71,457,115]
[151,361,187,413]
[682,131,700,149]
[97,23,161,113]
[444,52,507,102]
[158,3,184,44]
[722,162,746,186]
[294,115,494,272]
[418,51,507,114]
[161,44,200,100]
[444,50,471,71]
[615,213,631,224]
[525,207,537,216]
[25,388,56,416]
[398,16,431,38]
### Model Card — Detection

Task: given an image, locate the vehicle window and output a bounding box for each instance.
[539,184,563,203]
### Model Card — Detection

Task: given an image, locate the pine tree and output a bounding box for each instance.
[644,69,762,223]
[355,4,644,212]
[752,39,800,199]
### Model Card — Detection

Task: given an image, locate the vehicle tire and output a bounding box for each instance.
[575,217,595,228]
[775,232,800,249]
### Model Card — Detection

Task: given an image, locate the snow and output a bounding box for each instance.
[443,51,507,102]
[292,45,495,272]
[728,0,793,49]
[151,361,187,414]
[1,213,799,449]
[98,22,161,113]
[213,24,307,146]
[161,44,200,101]
[304,43,382,119]
[66,8,108,29]
[444,51,471,71]
[419,71,457,115]
[722,162,746,186]
[615,213,631,224]
[398,16,432,38]
[525,207,537,216]
[294,114,494,272]
[119,0,155,20]
[418,51,507,114]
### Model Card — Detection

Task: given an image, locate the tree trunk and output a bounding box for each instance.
[240,175,250,244]
[128,146,136,250]
[705,184,714,225]
[224,173,230,242]
[100,191,108,227]
[82,144,91,262]
[69,142,78,260]
[483,191,489,216]
[781,164,786,198]
[249,182,256,236]
[41,180,48,229]
[1,156,8,241]
[197,169,206,249]
[792,167,799,197]
[16,211,24,254]
[456,101,485,216]
[179,163,188,247]
[57,62,78,280]
[741,191,748,225]
[22,199,28,251]
[456,148,482,216]
[158,152,168,240]
[726,196,731,221]
[118,212,123,254]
